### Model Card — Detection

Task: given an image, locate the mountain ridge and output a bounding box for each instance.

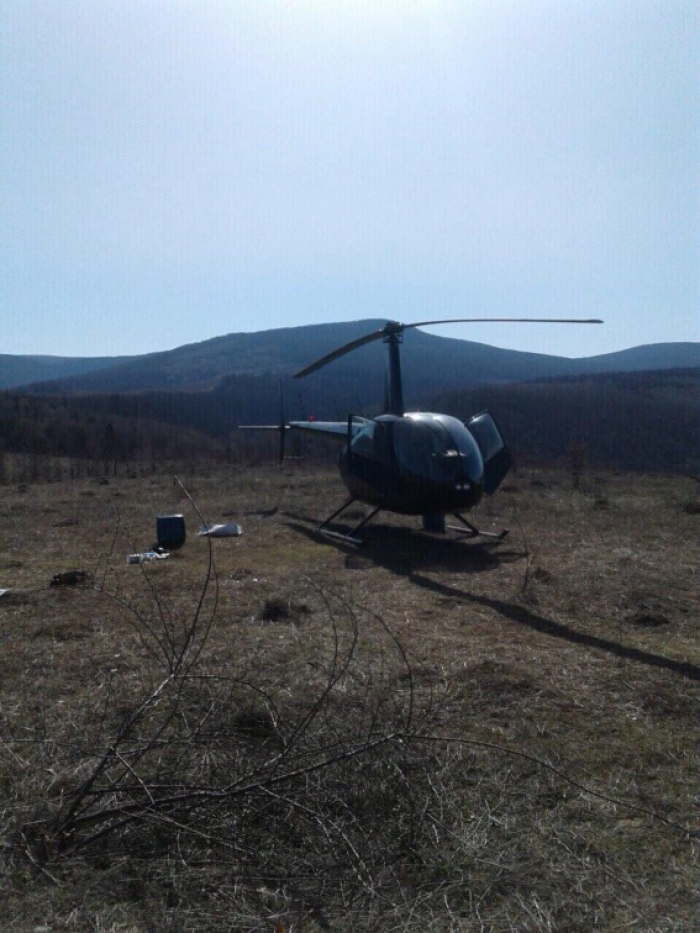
[2,320,698,393]
[0,353,136,390]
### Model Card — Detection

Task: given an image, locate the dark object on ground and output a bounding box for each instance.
[156,514,186,550]
[50,570,92,586]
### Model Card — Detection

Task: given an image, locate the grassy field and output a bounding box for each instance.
[0,462,698,931]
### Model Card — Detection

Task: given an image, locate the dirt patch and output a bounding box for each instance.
[260,595,312,623]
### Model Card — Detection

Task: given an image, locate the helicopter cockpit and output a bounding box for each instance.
[347,412,483,485]
[392,413,484,485]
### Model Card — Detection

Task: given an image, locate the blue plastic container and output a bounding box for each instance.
[156,514,186,551]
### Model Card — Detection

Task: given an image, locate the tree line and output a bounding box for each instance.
[1,367,697,481]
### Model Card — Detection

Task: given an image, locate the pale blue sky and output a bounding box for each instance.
[2,1,698,359]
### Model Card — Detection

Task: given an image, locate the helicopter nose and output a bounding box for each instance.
[459,453,485,487]
[453,453,485,504]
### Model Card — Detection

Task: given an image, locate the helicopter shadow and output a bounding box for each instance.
[282,511,700,683]
[283,512,526,576]
[410,573,700,683]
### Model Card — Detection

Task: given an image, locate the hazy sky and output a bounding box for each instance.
[2,1,698,359]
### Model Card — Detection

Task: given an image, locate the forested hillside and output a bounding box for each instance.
[435,369,699,473]
[0,367,697,477]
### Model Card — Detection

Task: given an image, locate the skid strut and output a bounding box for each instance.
[447,513,509,539]
[317,497,381,546]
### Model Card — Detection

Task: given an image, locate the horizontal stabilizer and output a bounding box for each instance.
[240,419,371,442]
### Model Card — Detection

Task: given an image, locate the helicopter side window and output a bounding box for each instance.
[373,421,394,467]
[467,412,505,462]
[466,411,510,494]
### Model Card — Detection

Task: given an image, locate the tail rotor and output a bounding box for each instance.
[278,380,286,464]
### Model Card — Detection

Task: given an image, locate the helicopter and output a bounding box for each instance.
[243,318,602,544]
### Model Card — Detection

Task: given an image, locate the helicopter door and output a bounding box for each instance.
[466,412,511,494]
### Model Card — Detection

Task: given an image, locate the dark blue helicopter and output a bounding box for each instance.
[246,318,602,544]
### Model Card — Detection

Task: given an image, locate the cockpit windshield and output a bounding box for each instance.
[392,414,483,484]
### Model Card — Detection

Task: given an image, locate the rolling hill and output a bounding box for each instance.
[3,320,699,396]
[0,353,135,390]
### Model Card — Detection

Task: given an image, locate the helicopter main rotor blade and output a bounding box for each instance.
[293,317,603,379]
[293,327,389,378]
[406,317,604,328]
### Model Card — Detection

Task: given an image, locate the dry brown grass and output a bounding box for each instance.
[0,461,698,931]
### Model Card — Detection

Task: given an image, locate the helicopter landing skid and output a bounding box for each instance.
[447,513,509,540]
[317,497,381,546]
